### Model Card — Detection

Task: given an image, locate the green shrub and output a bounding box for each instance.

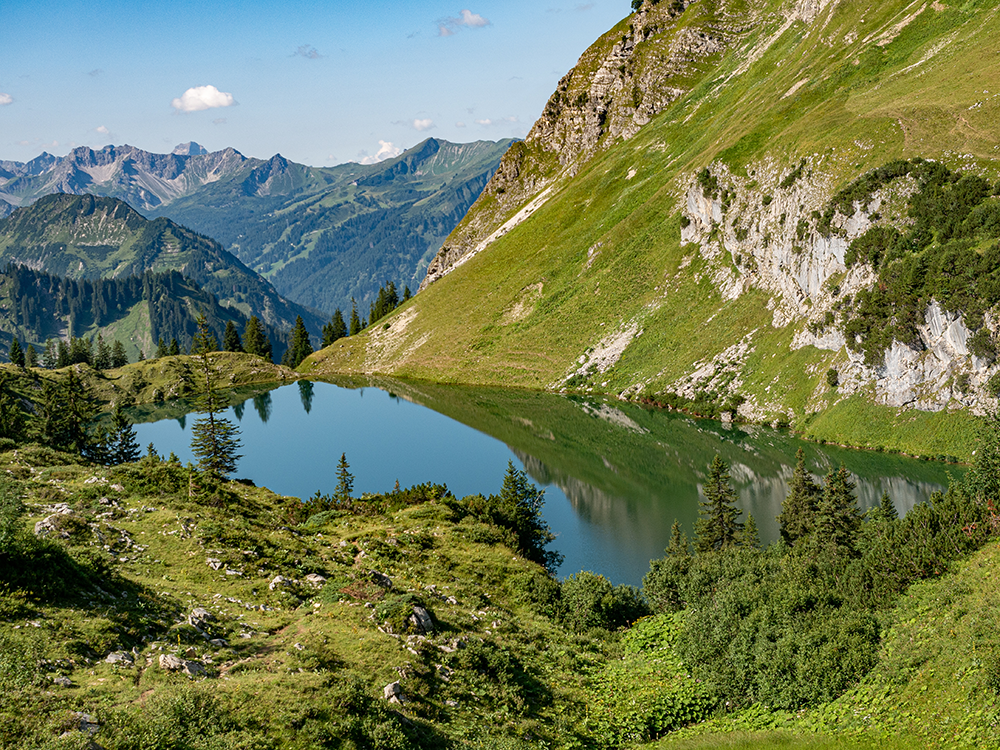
[561,571,649,632]
[0,480,25,556]
[826,368,839,388]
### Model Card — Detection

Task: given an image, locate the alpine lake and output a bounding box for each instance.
[129,377,961,587]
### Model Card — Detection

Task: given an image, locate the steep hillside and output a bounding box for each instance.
[0,194,324,336]
[307,0,1000,456]
[0,139,512,315]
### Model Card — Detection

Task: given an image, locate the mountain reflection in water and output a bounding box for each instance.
[132,378,960,586]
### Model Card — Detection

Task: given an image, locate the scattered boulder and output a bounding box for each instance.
[159,653,206,676]
[206,558,223,571]
[104,651,134,666]
[269,575,293,591]
[304,573,326,588]
[209,638,228,648]
[188,608,213,630]
[409,606,434,635]
[34,515,69,538]
[51,675,73,687]
[383,681,405,704]
[369,570,392,588]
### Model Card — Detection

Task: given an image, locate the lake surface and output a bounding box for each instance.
[131,378,961,587]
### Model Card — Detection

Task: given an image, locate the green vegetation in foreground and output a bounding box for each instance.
[1,368,1000,746]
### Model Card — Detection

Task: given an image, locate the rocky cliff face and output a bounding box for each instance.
[679,159,1000,417]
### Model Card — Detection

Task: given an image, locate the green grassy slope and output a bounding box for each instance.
[305,0,1000,457]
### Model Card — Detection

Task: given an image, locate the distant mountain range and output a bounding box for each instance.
[0,193,324,337]
[0,138,513,314]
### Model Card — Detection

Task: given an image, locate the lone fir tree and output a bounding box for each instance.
[777,448,821,545]
[334,453,354,503]
[694,455,743,553]
[243,316,272,362]
[189,314,242,482]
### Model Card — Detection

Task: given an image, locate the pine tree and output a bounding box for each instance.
[694,455,743,553]
[111,340,129,368]
[493,460,562,573]
[666,519,689,557]
[42,339,57,369]
[349,299,362,336]
[743,513,760,550]
[156,337,168,358]
[878,490,898,521]
[222,321,243,353]
[322,309,348,347]
[814,464,863,555]
[24,344,37,369]
[107,405,141,465]
[403,285,412,301]
[57,340,71,368]
[8,339,23,368]
[168,338,181,356]
[777,448,821,545]
[243,316,272,362]
[189,314,242,482]
[334,453,354,503]
[281,316,313,368]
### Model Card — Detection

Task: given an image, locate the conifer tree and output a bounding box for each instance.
[111,340,129,368]
[334,453,354,503]
[156,337,168,358]
[25,344,37,369]
[666,519,689,557]
[874,490,898,522]
[57,340,71,367]
[222,321,243,353]
[743,514,760,550]
[168,338,181,356]
[189,314,242,482]
[0,375,26,442]
[777,448,821,545]
[814,464,863,555]
[281,316,313,368]
[8,339,23,368]
[349,299,362,336]
[694,455,743,553]
[93,334,112,370]
[107,404,141,465]
[403,285,412,301]
[322,309,347,347]
[42,340,57,369]
[242,316,272,362]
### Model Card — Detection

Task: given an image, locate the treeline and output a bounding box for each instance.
[0,264,286,365]
[312,280,411,356]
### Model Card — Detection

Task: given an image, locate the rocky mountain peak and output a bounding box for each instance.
[172,141,209,156]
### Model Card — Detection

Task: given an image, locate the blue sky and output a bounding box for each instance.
[0,1,627,166]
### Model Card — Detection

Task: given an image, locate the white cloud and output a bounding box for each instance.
[476,116,519,127]
[0,93,12,106]
[171,85,235,113]
[456,121,466,127]
[95,125,109,135]
[438,9,491,36]
[358,140,403,165]
[475,118,492,126]
[413,118,434,131]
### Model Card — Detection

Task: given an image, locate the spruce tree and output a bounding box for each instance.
[107,404,141,465]
[156,337,168,358]
[694,455,743,553]
[24,345,37,369]
[0,375,26,442]
[666,519,689,557]
[42,340,57,369]
[168,338,181,356]
[243,316,272,362]
[743,513,760,550]
[322,309,348,347]
[814,464,863,555]
[403,285,412,301]
[334,453,354,503]
[349,299,362,336]
[777,448,821,545]
[111,340,129,368]
[282,316,313,368]
[222,321,243,353]
[189,315,242,482]
[93,334,112,370]
[8,339,23,368]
